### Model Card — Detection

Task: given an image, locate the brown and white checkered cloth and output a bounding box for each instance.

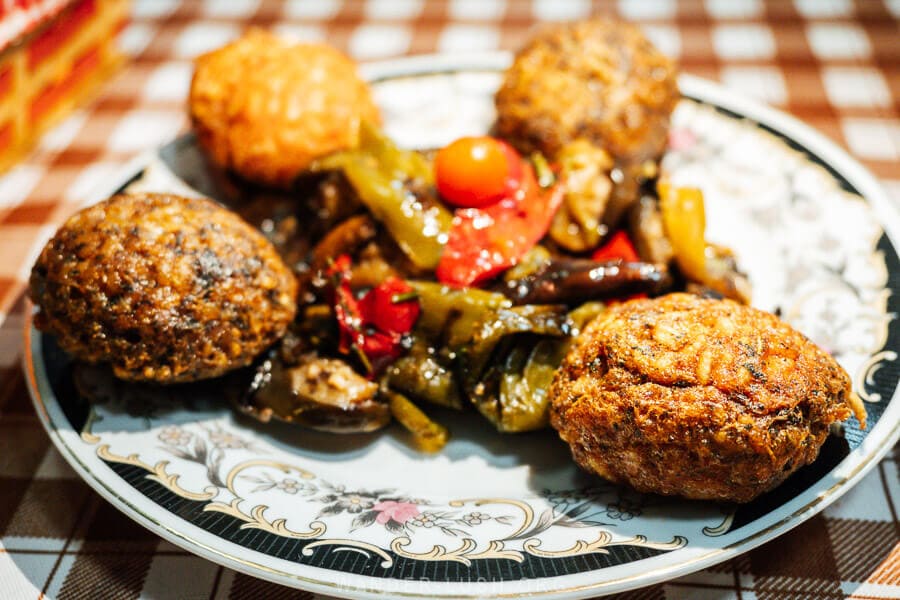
[0,1,898,598]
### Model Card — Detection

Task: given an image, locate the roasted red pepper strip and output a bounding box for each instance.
[328,256,420,372]
[436,163,565,287]
[357,277,419,334]
[328,255,363,355]
[591,230,641,262]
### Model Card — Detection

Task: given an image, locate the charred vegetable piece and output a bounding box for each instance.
[628,194,674,265]
[315,125,451,270]
[494,338,570,432]
[503,245,552,282]
[358,120,433,185]
[329,255,420,373]
[385,389,449,452]
[589,231,648,301]
[566,301,607,333]
[310,214,378,270]
[240,357,389,433]
[461,305,570,432]
[497,258,671,305]
[461,305,569,394]
[549,140,613,252]
[436,163,565,287]
[279,304,337,363]
[601,161,655,231]
[658,182,707,282]
[435,136,523,208]
[408,281,512,349]
[702,244,753,304]
[350,239,408,289]
[658,182,751,303]
[385,348,464,410]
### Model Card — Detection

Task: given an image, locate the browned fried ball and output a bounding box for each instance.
[189,29,380,188]
[495,19,678,164]
[29,193,297,384]
[549,293,865,503]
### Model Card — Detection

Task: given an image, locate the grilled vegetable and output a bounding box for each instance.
[385,350,464,410]
[496,257,671,305]
[458,305,570,431]
[315,124,451,270]
[502,245,552,285]
[436,163,565,287]
[566,301,607,333]
[591,230,640,263]
[462,305,570,385]
[310,214,378,270]
[408,281,512,349]
[492,338,570,432]
[328,255,420,373]
[628,194,674,265]
[385,389,449,452]
[658,182,707,283]
[358,119,433,184]
[238,356,389,433]
[548,140,613,252]
[658,182,751,303]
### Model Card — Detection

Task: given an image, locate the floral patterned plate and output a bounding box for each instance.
[24,53,900,599]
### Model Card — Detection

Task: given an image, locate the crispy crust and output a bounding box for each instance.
[29,193,297,383]
[549,293,859,503]
[495,19,678,163]
[189,29,380,188]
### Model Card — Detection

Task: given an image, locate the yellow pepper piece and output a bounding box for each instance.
[658,181,707,284]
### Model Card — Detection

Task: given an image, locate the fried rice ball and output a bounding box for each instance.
[29,193,297,384]
[495,19,678,164]
[189,29,380,188]
[549,293,865,503]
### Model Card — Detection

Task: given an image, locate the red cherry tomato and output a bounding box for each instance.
[435,136,522,208]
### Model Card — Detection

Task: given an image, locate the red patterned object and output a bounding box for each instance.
[0,0,127,173]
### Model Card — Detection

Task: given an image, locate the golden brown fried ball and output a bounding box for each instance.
[495,19,678,164]
[189,29,380,188]
[29,193,297,384]
[549,293,865,503]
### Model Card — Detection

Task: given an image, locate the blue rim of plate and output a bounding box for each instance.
[24,52,900,599]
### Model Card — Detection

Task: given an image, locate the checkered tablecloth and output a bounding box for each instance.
[1,1,898,598]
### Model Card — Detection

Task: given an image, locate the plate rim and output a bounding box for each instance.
[22,51,900,600]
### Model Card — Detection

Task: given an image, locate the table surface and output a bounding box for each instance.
[1,1,899,598]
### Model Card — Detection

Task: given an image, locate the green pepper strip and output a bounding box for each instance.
[315,122,450,270]
[408,281,512,349]
[385,389,449,453]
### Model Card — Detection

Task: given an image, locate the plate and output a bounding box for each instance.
[24,53,900,599]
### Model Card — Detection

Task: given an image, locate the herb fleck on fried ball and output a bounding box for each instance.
[189,29,380,188]
[29,193,297,384]
[495,19,678,164]
[549,293,866,503]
